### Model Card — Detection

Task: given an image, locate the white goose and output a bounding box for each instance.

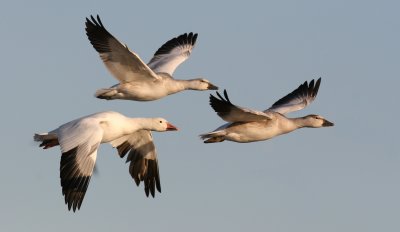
[85,15,218,101]
[200,78,333,143]
[34,111,178,212]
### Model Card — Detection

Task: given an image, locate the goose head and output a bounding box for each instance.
[188,78,218,90]
[302,114,334,128]
[151,118,179,132]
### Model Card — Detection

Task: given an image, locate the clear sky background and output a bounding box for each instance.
[1,0,399,231]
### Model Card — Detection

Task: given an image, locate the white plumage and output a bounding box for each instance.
[85,15,218,101]
[200,78,334,143]
[34,111,178,212]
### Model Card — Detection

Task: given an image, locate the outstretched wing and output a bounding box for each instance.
[147,32,198,76]
[209,90,272,123]
[85,15,160,83]
[110,130,161,197]
[57,118,103,212]
[265,78,321,115]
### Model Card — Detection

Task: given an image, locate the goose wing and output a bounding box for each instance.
[265,78,321,115]
[110,130,161,197]
[147,32,198,76]
[56,117,103,212]
[209,90,272,123]
[85,15,160,83]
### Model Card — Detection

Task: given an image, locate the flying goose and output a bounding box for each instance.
[85,15,218,101]
[200,78,333,143]
[34,111,178,212]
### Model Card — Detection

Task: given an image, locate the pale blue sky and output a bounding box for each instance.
[1,0,399,231]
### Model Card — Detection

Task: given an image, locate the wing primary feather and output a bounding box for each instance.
[192,33,198,45]
[308,79,315,97]
[149,178,155,198]
[148,160,157,197]
[210,92,232,114]
[313,78,321,98]
[144,179,150,197]
[117,141,130,158]
[223,89,232,104]
[90,15,97,26]
[96,15,104,27]
[116,131,161,197]
[155,168,161,193]
[215,91,224,101]
[300,81,307,99]
[151,32,197,57]
[60,146,96,212]
[266,78,323,114]
[85,15,114,54]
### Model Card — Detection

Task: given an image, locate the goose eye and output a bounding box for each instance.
[159,120,162,123]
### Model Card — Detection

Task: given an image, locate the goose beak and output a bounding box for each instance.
[322,119,334,127]
[166,123,178,131]
[207,83,219,90]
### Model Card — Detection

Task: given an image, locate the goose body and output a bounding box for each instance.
[200,78,334,143]
[209,114,299,143]
[34,111,178,212]
[85,15,218,101]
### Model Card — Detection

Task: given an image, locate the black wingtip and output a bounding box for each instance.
[210,91,223,107]
[313,78,322,98]
[208,89,235,115]
[215,91,224,101]
[316,77,322,87]
[270,78,323,108]
[307,78,321,98]
[152,32,199,57]
[60,147,93,213]
[308,79,315,97]
[86,14,103,28]
[223,89,231,103]
[85,14,115,54]
[134,177,140,186]
[150,186,155,198]
[309,79,315,88]
[192,33,198,45]
[96,15,105,27]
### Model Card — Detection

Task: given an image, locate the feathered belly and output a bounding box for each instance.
[118,83,168,101]
[224,121,286,143]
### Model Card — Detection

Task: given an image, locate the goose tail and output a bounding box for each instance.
[199,130,226,143]
[94,88,117,100]
[34,133,59,149]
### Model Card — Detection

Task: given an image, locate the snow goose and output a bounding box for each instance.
[200,78,333,143]
[85,15,218,101]
[34,111,178,212]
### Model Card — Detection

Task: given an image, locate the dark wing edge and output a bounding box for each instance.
[116,135,161,198]
[209,89,272,122]
[152,32,198,57]
[60,147,95,212]
[209,89,235,118]
[270,78,321,109]
[85,14,118,54]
